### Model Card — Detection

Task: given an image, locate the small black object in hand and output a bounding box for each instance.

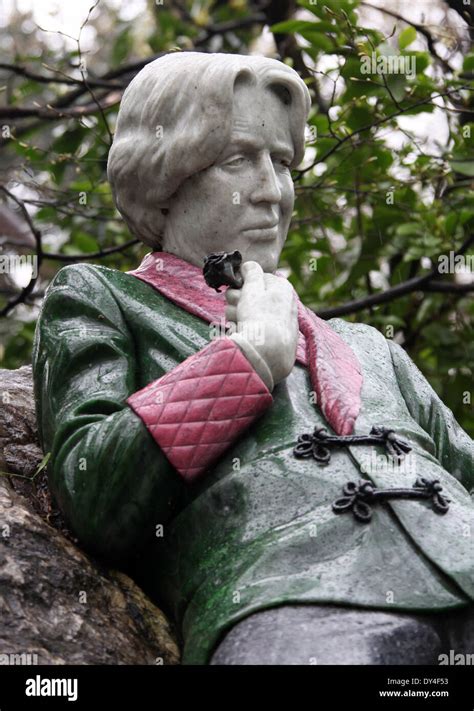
[203,251,243,292]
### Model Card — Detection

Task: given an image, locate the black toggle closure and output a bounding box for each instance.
[332,478,450,523]
[293,425,412,465]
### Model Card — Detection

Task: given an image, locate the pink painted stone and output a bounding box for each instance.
[127,337,272,483]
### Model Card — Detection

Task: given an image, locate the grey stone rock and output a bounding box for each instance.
[0,366,179,665]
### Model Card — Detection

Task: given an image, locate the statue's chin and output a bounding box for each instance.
[236,241,284,274]
[246,253,280,274]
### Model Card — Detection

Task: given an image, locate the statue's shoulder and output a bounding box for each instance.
[326,316,386,345]
[48,262,117,287]
[325,317,397,375]
[45,262,142,298]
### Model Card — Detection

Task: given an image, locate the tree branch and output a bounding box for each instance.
[0,90,122,120]
[316,234,474,319]
[42,239,139,262]
[0,63,124,89]
[0,188,139,316]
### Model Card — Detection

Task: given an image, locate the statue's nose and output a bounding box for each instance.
[249,153,282,204]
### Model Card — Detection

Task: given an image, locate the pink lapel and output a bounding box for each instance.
[128,251,362,435]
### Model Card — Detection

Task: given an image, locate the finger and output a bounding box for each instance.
[225,289,241,306]
[264,273,294,296]
[240,261,265,292]
[263,273,279,290]
[263,271,290,285]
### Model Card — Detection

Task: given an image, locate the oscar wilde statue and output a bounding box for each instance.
[33,52,474,665]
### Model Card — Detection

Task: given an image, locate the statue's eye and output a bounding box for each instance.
[274,156,292,168]
[224,155,246,167]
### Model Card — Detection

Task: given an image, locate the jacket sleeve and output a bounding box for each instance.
[387,339,474,492]
[33,263,187,563]
[127,336,273,484]
[33,263,272,562]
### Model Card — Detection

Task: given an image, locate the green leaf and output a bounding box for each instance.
[52,127,85,157]
[406,51,430,75]
[346,105,372,131]
[271,20,334,34]
[445,212,460,235]
[450,159,474,177]
[463,54,474,73]
[299,30,334,52]
[112,27,132,65]
[395,100,435,116]
[71,232,99,252]
[36,206,57,222]
[399,26,416,50]
[385,73,407,102]
[396,222,423,237]
[459,209,474,226]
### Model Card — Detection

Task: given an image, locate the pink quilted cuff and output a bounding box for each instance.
[126,337,273,483]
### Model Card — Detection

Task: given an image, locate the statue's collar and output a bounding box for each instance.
[129,250,229,325]
[128,251,362,436]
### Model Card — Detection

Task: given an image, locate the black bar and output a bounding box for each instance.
[0,664,473,709]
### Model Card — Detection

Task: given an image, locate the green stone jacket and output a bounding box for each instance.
[32,262,474,665]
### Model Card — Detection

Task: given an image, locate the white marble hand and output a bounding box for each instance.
[226,261,298,391]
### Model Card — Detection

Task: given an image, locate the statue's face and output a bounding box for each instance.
[162,81,295,272]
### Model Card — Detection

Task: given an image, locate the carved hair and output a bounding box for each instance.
[107,52,311,248]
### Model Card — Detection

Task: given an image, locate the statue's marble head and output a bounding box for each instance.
[108,52,311,272]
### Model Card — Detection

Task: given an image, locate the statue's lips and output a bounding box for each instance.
[242,224,279,240]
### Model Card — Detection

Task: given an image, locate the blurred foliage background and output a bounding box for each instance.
[0,0,473,434]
